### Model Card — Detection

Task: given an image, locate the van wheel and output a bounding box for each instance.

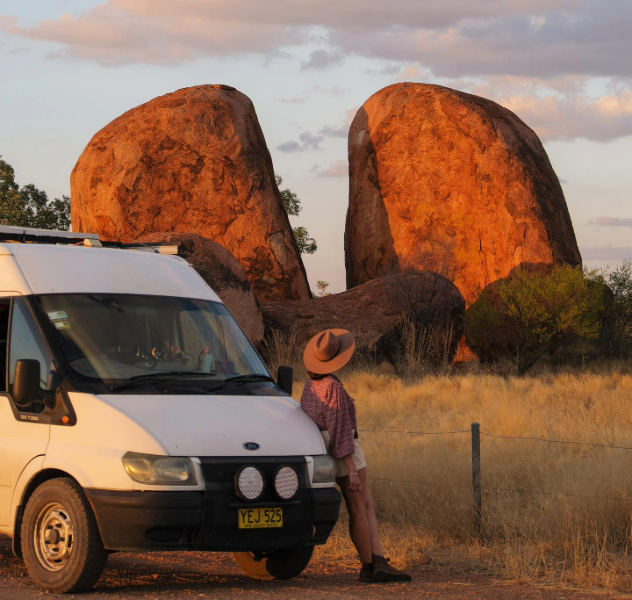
[232,546,313,580]
[21,478,108,593]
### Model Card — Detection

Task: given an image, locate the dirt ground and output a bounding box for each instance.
[2,536,631,599]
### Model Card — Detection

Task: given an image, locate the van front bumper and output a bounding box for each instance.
[85,486,341,552]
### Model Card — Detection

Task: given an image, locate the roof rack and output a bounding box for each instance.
[0,225,193,257]
[0,225,99,244]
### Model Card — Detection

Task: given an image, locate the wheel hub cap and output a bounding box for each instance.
[34,502,74,572]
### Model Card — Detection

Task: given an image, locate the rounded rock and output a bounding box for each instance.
[345,83,581,305]
[71,85,310,303]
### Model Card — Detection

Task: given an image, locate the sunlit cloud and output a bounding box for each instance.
[588,217,632,227]
[497,91,632,142]
[3,0,632,142]
[310,160,348,178]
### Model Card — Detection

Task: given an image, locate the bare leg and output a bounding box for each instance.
[357,468,384,557]
[338,474,373,563]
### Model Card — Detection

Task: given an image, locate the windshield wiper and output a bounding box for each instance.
[107,371,216,393]
[207,374,275,394]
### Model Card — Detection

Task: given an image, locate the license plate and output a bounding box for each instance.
[238,507,283,529]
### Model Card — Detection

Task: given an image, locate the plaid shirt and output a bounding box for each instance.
[300,376,357,459]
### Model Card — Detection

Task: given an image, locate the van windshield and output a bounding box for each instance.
[34,294,271,394]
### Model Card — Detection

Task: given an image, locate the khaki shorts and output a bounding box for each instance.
[320,430,368,478]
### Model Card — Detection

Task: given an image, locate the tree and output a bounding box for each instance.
[593,260,632,357]
[465,265,604,374]
[316,280,331,297]
[0,157,70,230]
[275,174,317,255]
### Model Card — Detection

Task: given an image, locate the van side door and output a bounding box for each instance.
[0,298,55,528]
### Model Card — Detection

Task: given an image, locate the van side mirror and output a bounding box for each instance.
[13,359,55,409]
[276,366,293,396]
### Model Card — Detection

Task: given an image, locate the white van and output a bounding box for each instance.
[0,226,340,593]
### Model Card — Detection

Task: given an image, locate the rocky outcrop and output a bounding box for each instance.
[261,271,464,365]
[138,232,264,347]
[71,84,310,303]
[345,83,581,305]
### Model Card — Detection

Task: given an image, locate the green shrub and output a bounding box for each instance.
[595,260,632,358]
[465,265,604,374]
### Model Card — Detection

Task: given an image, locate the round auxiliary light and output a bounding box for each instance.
[274,466,299,500]
[236,466,264,501]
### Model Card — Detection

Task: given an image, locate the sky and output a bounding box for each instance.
[1,0,631,293]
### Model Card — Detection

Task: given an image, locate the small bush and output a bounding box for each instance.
[465,265,604,374]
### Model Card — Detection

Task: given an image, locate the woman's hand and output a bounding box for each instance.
[348,472,362,492]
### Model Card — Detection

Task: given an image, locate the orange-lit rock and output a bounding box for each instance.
[71,85,310,303]
[260,271,464,365]
[137,233,264,347]
[345,83,581,305]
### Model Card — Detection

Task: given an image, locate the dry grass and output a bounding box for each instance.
[298,368,632,591]
[260,327,632,589]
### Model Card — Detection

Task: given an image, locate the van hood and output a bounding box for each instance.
[99,394,326,457]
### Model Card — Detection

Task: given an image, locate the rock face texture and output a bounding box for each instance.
[260,271,465,364]
[71,84,310,303]
[345,83,582,305]
[138,232,264,347]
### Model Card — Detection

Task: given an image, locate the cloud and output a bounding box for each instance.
[319,107,357,138]
[311,85,349,95]
[391,64,432,82]
[279,85,349,105]
[3,0,630,82]
[581,246,632,261]
[588,217,632,227]
[301,48,344,70]
[319,123,348,138]
[279,96,307,104]
[7,46,29,55]
[365,64,402,76]
[0,4,299,66]
[310,160,348,178]
[277,131,323,153]
[493,90,632,142]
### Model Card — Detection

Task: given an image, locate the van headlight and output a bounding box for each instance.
[312,455,336,483]
[122,452,197,486]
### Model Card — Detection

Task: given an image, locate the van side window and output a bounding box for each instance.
[0,299,10,392]
[8,298,57,402]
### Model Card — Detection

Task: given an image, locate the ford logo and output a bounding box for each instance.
[243,442,260,451]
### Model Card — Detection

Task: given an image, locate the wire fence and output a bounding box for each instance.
[356,425,632,523]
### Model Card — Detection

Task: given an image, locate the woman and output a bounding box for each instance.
[301,329,412,584]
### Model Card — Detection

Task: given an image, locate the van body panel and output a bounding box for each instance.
[100,393,327,458]
[1,244,220,301]
[7,454,45,535]
[0,396,50,528]
[43,393,172,491]
[0,255,30,296]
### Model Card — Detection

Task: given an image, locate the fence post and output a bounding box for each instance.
[471,422,482,534]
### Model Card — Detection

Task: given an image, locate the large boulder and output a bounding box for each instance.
[260,271,464,365]
[345,83,582,305]
[138,232,264,347]
[71,84,310,303]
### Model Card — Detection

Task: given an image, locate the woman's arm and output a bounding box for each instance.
[341,454,361,492]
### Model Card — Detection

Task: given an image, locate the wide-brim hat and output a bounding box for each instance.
[303,329,356,375]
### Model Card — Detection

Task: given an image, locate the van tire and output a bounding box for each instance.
[21,478,108,593]
[232,546,313,580]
